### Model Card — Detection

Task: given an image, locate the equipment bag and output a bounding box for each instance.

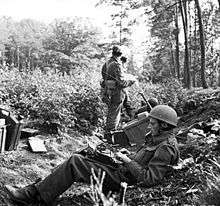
[0,109,23,151]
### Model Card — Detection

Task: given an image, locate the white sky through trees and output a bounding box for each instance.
[0,0,149,66]
[0,0,218,64]
[0,0,109,25]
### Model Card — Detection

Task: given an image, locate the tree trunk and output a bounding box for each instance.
[179,0,191,89]
[216,55,220,87]
[175,3,180,79]
[28,48,31,70]
[11,49,15,67]
[188,0,192,84]
[17,47,20,70]
[119,2,123,45]
[192,6,197,87]
[170,42,176,77]
[195,0,208,88]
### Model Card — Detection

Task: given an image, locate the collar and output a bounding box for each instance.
[146,131,174,146]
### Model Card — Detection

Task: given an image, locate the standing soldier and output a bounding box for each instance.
[101,46,135,139]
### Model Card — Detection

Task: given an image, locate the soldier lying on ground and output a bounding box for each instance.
[5,105,180,206]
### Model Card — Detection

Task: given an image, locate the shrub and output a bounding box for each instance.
[128,77,186,109]
[0,68,105,134]
[0,69,185,133]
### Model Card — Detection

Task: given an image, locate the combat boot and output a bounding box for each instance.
[5,184,44,205]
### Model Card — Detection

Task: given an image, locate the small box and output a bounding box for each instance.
[111,130,130,146]
[122,118,150,145]
[0,126,7,153]
[104,130,130,146]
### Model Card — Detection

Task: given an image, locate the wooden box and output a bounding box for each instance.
[0,126,7,153]
[122,117,150,145]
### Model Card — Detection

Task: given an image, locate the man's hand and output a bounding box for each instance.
[115,152,132,163]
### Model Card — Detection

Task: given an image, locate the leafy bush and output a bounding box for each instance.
[0,68,105,134]
[0,69,185,134]
[129,77,187,109]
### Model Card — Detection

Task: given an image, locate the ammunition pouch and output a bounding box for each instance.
[100,80,117,104]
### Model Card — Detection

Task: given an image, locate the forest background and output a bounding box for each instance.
[0,0,219,134]
[0,0,220,205]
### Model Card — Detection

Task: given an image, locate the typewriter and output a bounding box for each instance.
[77,140,123,168]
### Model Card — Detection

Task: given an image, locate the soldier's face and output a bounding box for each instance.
[149,117,160,136]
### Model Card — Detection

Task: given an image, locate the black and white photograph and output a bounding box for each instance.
[0,0,219,205]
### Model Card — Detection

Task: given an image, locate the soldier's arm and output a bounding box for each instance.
[124,145,178,187]
[114,62,134,88]
[101,63,107,80]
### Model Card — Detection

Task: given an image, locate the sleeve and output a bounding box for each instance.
[124,145,177,187]
[101,63,107,80]
[114,62,133,88]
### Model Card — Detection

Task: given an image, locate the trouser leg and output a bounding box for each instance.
[35,154,121,205]
[105,102,123,132]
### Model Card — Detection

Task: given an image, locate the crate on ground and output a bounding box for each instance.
[0,125,7,153]
[0,109,23,151]
[122,116,150,145]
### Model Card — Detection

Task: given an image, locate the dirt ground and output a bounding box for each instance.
[0,131,94,206]
[0,88,220,206]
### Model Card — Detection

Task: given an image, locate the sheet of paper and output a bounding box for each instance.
[28,137,47,153]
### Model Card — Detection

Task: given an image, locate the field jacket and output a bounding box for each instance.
[121,131,179,187]
[101,56,132,104]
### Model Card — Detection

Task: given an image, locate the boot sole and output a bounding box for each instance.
[4,186,30,206]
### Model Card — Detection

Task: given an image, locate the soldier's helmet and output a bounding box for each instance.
[120,56,127,63]
[149,105,178,127]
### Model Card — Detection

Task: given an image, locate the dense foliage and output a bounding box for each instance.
[0,68,105,134]
[128,77,186,110]
[0,67,186,134]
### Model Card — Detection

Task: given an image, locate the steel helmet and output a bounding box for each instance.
[149,105,178,127]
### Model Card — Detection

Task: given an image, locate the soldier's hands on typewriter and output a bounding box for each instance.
[115,151,132,163]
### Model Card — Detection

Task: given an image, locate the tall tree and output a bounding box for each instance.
[174,3,180,79]
[195,0,208,88]
[43,18,101,74]
[179,0,191,89]
[192,4,198,87]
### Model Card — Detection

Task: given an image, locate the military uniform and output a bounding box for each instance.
[101,56,133,132]
[33,130,179,205]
